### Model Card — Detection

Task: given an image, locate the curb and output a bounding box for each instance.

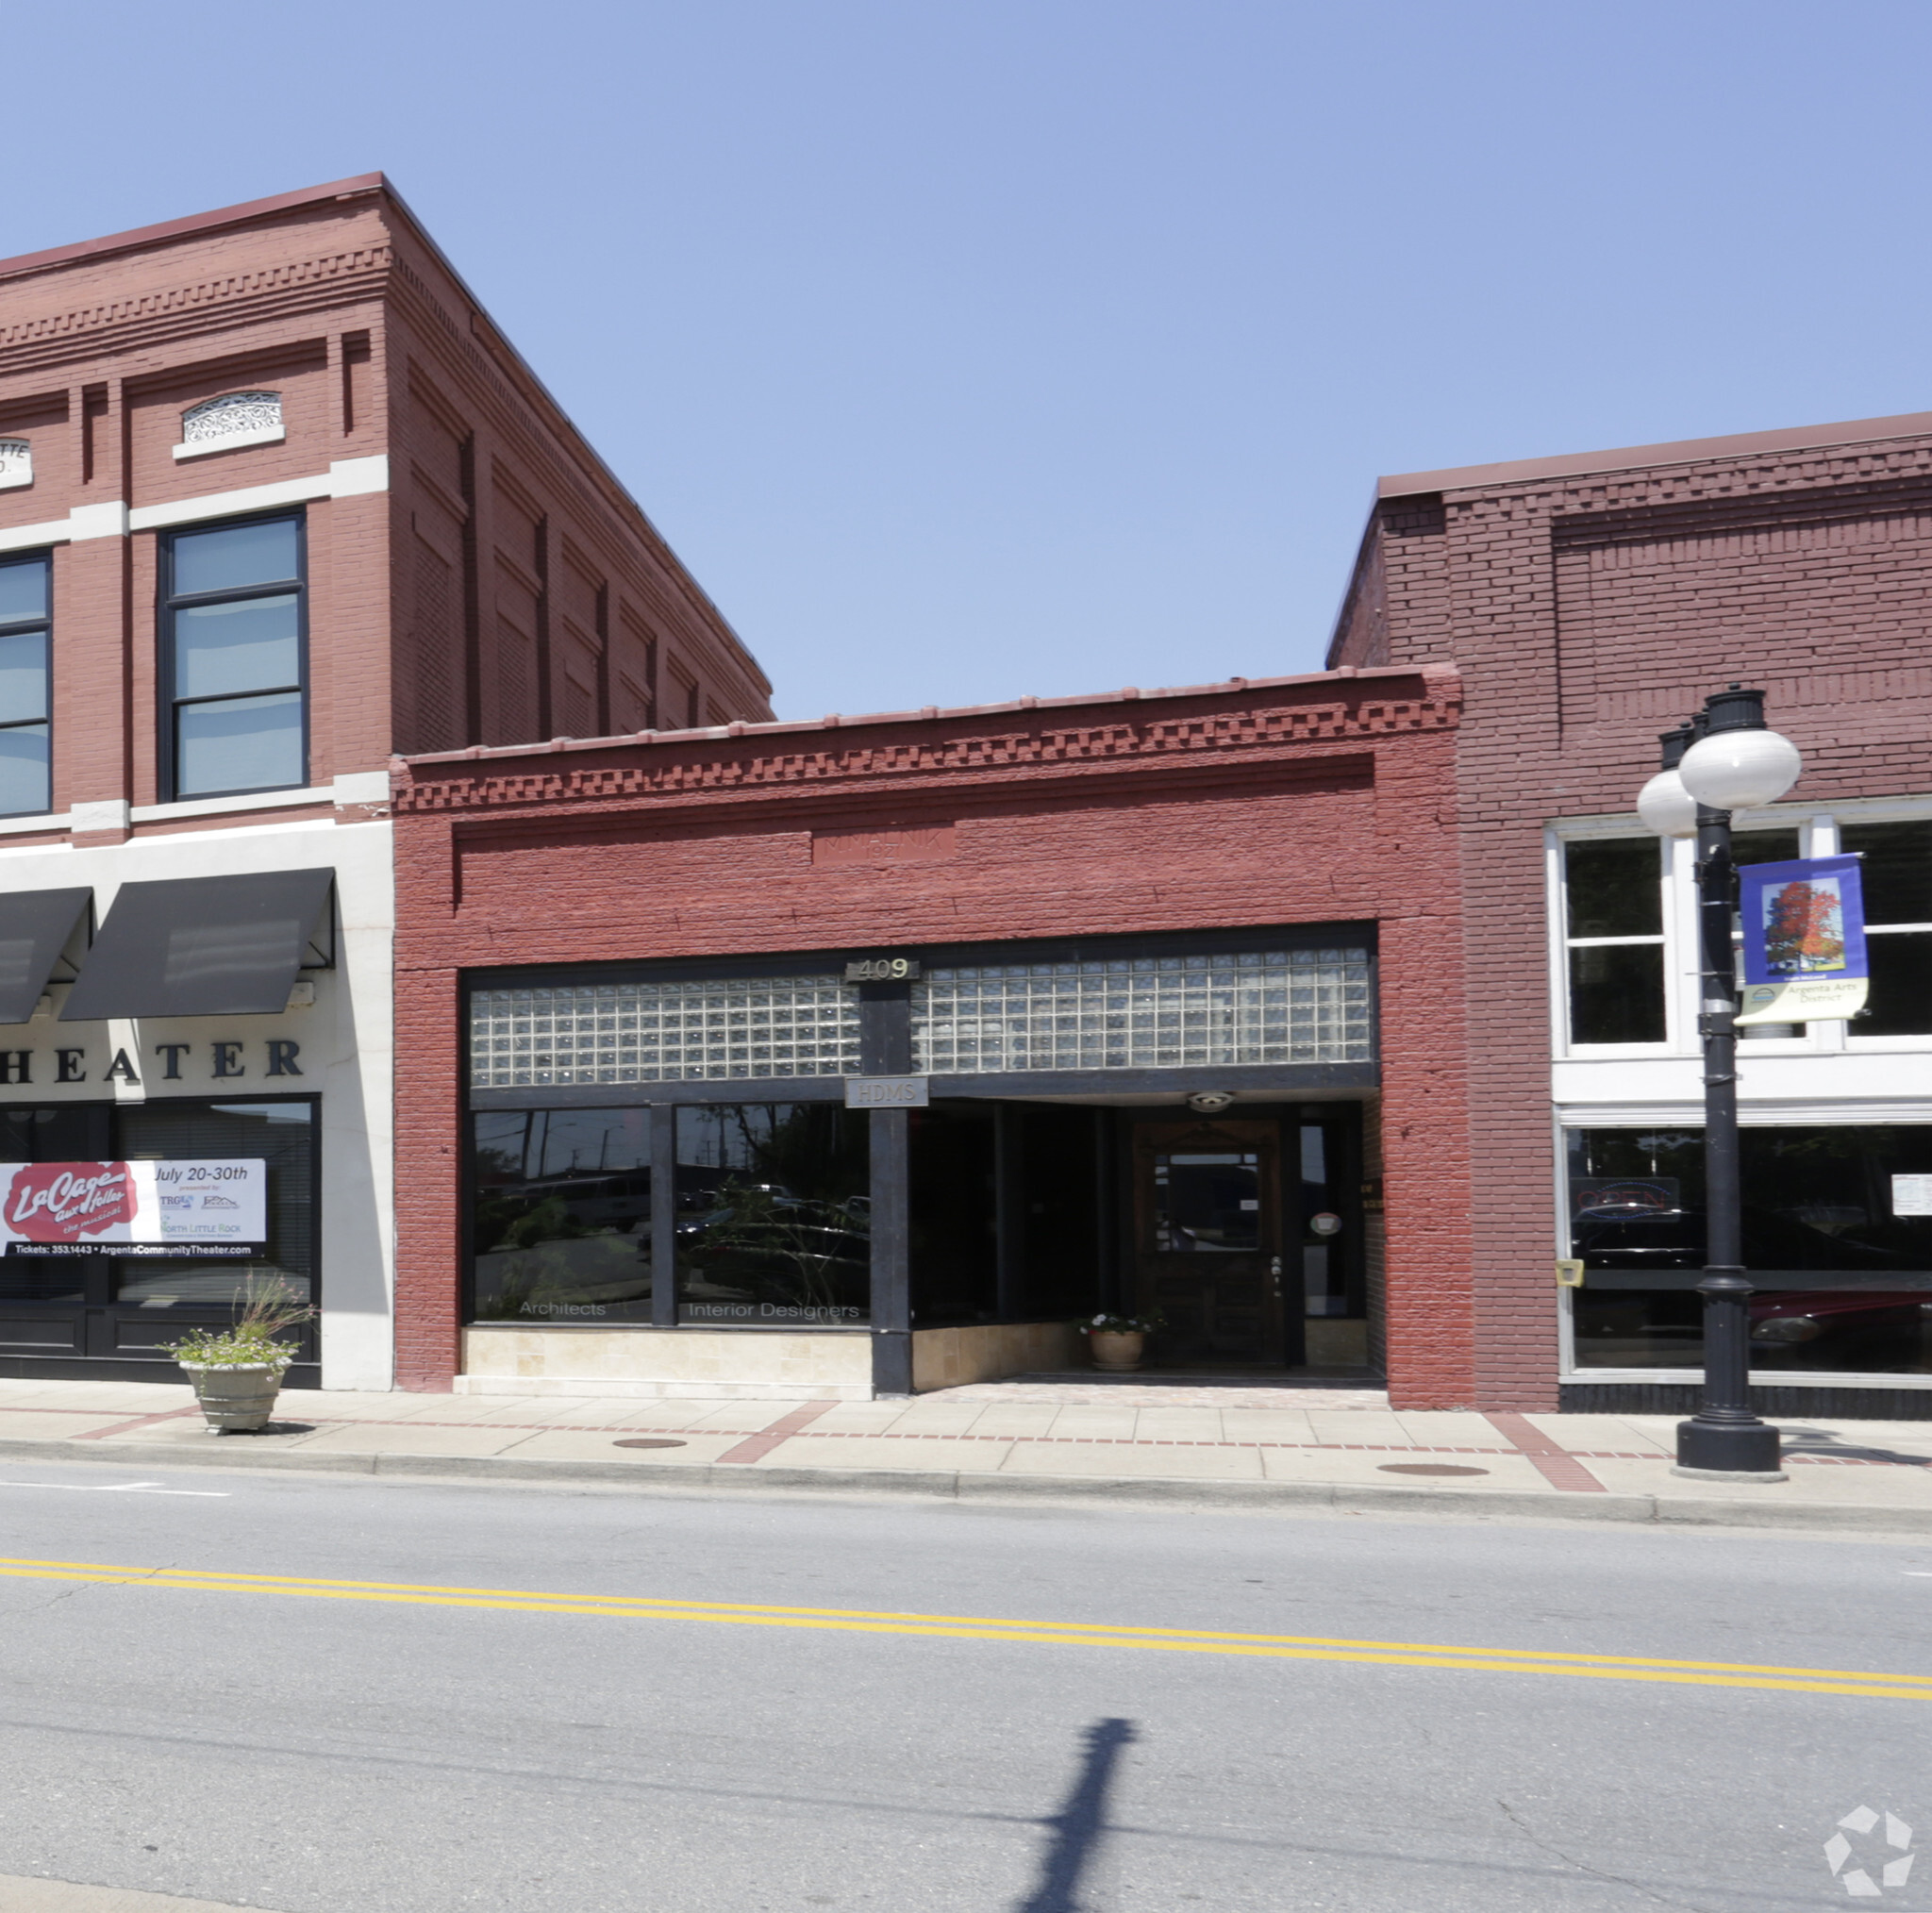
[1,1434,1928,1535]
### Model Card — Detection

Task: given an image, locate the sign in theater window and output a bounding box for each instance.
[0,1160,265,1257]
[0,1101,317,1322]
[912,947,1372,1073]
[468,977,860,1088]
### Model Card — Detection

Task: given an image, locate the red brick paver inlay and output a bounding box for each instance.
[714,1402,837,1465]
[72,1406,204,1441]
[1482,1411,1606,1492]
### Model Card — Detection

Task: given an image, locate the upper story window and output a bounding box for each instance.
[0,439,30,492]
[160,515,306,801]
[0,553,51,817]
[174,391,284,462]
[1840,820,1932,1037]
[1562,839,1665,1044]
[1557,812,1932,1053]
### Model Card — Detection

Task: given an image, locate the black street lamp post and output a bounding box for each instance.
[1636,685,1801,1481]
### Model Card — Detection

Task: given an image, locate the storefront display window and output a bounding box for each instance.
[0,1100,317,1321]
[112,1102,317,1311]
[471,1108,652,1322]
[1567,1125,1932,1373]
[675,1105,870,1326]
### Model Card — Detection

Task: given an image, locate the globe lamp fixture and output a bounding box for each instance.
[1677,727,1803,811]
[1674,684,1802,811]
[1636,768,1698,839]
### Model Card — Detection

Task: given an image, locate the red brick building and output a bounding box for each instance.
[0,176,767,1387]
[389,668,1469,1401]
[391,408,1932,1412]
[1331,412,1932,1417]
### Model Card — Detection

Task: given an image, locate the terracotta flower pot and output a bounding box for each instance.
[181,1362,284,1433]
[1089,1330,1145,1373]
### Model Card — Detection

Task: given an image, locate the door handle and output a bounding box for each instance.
[1269,1255,1282,1296]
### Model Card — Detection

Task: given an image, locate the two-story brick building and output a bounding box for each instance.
[0,176,769,1386]
[1330,412,1932,1418]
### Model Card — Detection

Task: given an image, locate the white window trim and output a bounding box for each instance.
[0,457,389,556]
[1546,823,1674,1059]
[1551,799,1932,1061]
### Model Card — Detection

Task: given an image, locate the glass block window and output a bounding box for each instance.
[912,949,1372,1073]
[469,977,860,1087]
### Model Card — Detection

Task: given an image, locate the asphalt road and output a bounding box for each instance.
[0,1463,1926,1912]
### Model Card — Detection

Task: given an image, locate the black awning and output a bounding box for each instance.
[0,888,92,1025]
[60,869,334,1021]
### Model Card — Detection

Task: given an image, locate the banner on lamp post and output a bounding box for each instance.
[1736,855,1868,1024]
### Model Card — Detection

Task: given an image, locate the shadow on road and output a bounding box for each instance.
[1014,1716,1138,1913]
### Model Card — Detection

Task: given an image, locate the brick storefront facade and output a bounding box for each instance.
[390,668,1472,1399]
[1330,412,1932,1412]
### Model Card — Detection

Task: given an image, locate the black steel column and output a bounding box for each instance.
[869,1106,912,1394]
[1676,761,1781,1475]
[994,1105,1024,1322]
[650,1104,677,1328]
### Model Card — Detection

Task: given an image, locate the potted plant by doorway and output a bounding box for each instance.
[163,1277,315,1434]
[1080,1311,1165,1373]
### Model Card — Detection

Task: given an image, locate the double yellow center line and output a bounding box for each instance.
[0,1554,1924,1700]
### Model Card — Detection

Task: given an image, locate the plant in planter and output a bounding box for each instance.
[163,1277,315,1434]
[1079,1311,1166,1373]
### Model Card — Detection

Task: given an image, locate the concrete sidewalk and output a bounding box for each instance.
[2,1375,1930,1532]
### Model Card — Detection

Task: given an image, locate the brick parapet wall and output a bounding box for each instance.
[1330,425,1932,1409]
[390,669,1475,1397]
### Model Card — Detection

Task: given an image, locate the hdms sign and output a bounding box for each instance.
[0,1161,267,1257]
[1736,854,1869,1025]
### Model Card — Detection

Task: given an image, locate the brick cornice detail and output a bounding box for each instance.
[0,244,392,364]
[392,690,1460,814]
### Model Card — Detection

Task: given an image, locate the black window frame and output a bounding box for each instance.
[0,547,53,818]
[158,509,309,802]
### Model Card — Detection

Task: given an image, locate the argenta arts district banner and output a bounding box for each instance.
[1736,855,1869,1024]
[0,1161,267,1257]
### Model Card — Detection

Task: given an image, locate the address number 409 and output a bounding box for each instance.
[845,957,922,982]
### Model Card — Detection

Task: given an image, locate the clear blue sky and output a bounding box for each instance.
[8,2,1928,720]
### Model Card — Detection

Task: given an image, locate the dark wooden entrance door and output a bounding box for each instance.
[1130,1119,1287,1366]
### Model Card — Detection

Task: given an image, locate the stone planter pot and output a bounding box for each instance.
[181,1362,284,1433]
[1089,1330,1146,1373]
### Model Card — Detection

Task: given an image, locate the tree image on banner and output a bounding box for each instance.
[1764,878,1844,973]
